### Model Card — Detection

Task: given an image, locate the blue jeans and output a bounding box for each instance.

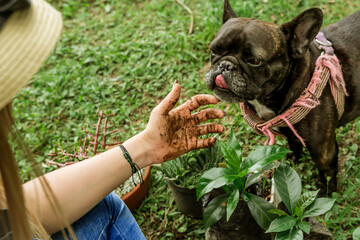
[51,192,145,240]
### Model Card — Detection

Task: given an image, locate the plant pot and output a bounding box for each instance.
[167,179,203,219]
[122,166,152,212]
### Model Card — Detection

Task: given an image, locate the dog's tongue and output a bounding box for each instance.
[215,75,229,89]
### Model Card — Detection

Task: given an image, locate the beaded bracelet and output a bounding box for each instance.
[119,144,144,186]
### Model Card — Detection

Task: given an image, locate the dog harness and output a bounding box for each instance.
[240,32,348,146]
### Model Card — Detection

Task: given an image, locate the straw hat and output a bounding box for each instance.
[0,0,63,110]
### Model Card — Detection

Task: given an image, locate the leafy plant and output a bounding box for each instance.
[12,0,360,238]
[265,164,336,239]
[196,129,290,229]
[159,136,223,189]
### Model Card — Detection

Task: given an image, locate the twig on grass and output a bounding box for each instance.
[92,110,104,154]
[47,110,121,167]
[176,0,194,34]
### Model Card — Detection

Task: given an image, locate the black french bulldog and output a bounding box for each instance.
[205,0,360,193]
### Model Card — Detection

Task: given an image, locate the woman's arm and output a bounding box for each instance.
[23,82,225,234]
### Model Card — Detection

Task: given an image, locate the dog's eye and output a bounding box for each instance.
[247,59,262,66]
[210,50,217,58]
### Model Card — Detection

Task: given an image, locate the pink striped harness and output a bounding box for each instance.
[240,32,348,146]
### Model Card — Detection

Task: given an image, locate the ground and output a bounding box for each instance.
[12,0,360,239]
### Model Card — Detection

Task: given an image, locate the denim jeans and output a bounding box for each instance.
[51,192,145,240]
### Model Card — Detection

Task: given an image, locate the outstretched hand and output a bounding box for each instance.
[144,82,225,164]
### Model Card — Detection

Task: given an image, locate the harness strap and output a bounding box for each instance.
[240,32,348,147]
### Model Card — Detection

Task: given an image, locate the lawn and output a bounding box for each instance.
[12,0,360,239]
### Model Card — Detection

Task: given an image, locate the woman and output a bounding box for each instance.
[0,0,225,239]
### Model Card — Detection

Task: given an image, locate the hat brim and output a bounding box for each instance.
[0,0,63,110]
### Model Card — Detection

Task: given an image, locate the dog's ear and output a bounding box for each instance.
[281,8,323,59]
[223,0,237,24]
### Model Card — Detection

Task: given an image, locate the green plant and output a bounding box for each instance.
[265,164,336,239]
[196,129,290,228]
[159,137,223,189]
[12,0,360,238]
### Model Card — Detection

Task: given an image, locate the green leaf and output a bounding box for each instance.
[353,227,360,240]
[241,191,251,202]
[246,145,290,173]
[245,162,276,189]
[238,168,248,178]
[268,209,289,216]
[200,167,235,181]
[246,193,277,230]
[294,206,303,218]
[275,226,303,240]
[302,198,336,218]
[221,141,241,173]
[196,175,238,200]
[227,177,245,193]
[222,184,234,194]
[274,164,301,215]
[177,222,188,233]
[296,190,319,210]
[196,168,235,200]
[226,189,240,221]
[244,172,260,189]
[228,129,242,160]
[297,221,310,234]
[266,216,297,233]
[203,194,228,228]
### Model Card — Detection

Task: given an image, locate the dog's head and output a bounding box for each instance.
[205,0,323,103]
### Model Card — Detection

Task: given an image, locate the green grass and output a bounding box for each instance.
[12,0,360,239]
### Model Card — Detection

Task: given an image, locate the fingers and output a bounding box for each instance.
[197,123,224,135]
[154,82,181,114]
[181,94,219,112]
[191,108,225,124]
[194,137,217,149]
[189,123,224,150]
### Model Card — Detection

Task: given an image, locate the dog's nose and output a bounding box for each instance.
[219,60,235,71]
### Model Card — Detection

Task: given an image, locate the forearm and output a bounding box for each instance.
[21,85,225,234]
[23,131,152,234]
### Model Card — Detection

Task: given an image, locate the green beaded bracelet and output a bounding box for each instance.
[119,144,144,186]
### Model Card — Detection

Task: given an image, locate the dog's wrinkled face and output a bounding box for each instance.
[206,0,324,104]
[205,18,290,103]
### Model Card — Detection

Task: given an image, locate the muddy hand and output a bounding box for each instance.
[144,81,225,164]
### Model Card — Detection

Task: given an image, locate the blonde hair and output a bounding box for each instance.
[0,104,76,239]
